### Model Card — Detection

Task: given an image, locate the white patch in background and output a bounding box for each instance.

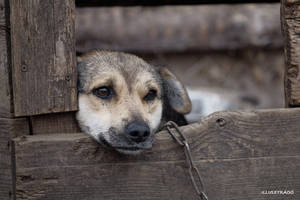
[185,87,262,123]
[185,88,231,123]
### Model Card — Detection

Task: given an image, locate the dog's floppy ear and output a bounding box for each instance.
[159,67,191,114]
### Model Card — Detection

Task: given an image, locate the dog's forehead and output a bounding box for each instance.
[78,51,161,92]
[81,51,153,72]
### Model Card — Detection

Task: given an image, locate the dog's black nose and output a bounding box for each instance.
[126,122,150,143]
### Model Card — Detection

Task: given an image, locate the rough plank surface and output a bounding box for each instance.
[0,117,30,200]
[13,109,300,200]
[281,0,300,107]
[15,157,300,200]
[0,0,13,118]
[0,129,12,200]
[76,0,279,6]
[1,118,30,138]
[76,4,282,53]
[31,112,80,135]
[10,0,77,116]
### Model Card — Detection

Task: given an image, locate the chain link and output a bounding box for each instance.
[164,121,208,200]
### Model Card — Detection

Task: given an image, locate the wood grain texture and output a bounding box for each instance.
[0,0,13,118]
[14,157,300,200]
[31,112,80,135]
[0,117,30,200]
[281,0,300,107]
[13,108,300,200]
[0,128,12,200]
[75,0,279,6]
[0,118,30,138]
[10,0,77,116]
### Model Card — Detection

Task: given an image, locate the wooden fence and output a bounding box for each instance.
[0,0,300,199]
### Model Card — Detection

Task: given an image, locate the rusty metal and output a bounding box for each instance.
[164,121,208,200]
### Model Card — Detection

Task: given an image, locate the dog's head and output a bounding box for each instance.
[76,51,191,154]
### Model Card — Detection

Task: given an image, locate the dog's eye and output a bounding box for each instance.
[144,89,157,102]
[92,86,113,99]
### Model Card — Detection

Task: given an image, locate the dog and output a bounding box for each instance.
[76,50,191,154]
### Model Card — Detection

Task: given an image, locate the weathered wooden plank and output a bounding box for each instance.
[10,0,77,116]
[14,156,299,200]
[31,112,80,135]
[14,108,300,167]
[0,0,13,118]
[76,4,282,53]
[1,118,30,138]
[0,133,12,200]
[0,117,30,200]
[76,0,279,7]
[13,108,300,199]
[281,0,300,107]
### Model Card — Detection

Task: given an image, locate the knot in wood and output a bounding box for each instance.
[65,75,71,81]
[21,65,28,72]
[216,118,226,127]
[287,66,298,79]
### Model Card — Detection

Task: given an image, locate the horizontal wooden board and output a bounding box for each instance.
[10,0,77,116]
[15,157,300,200]
[31,112,80,135]
[0,0,13,118]
[76,0,279,7]
[14,108,300,166]
[281,0,300,107]
[76,4,282,53]
[13,108,300,199]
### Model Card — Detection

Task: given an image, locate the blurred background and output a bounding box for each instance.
[75,3,284,122]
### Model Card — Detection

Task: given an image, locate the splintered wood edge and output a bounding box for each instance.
[281,0,300,107]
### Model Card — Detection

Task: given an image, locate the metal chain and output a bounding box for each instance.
[164,121,208,200]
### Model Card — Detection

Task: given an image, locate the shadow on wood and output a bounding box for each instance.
[13,108,300,199]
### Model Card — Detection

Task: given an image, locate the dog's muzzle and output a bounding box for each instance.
[125,121,150,143]
[100,121,153,154]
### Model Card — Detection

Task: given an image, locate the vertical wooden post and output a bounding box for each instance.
[0,0,13,118]
[0,121,14,200]
[0,118,30,200]
[10,0,77,116]
[0,0,14,199]
[281,0,300,107]
[1,1,32,199]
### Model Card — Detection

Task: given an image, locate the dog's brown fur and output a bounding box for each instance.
[76,50,191,154]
